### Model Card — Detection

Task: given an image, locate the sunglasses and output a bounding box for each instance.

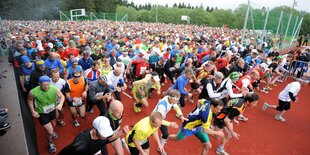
[73,75,81,78]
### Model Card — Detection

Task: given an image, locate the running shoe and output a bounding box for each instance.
[277,79,284,83]
[0,122,11,131]
[237,115,248,122]
[262,102,269,111]
[216,147,229,155]
[52,132,57,140]
[260,88,269,94]
[121,138,126,147]
[0,109,8,118]
[48,142,56,154]
[274,115,286,122]
[73,120,80,127]
[57,120,66,126]
[134,104,141,113]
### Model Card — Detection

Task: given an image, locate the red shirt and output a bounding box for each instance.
[216,58,228,71]
[64,48,79,59]
[197,50,211,63]
[132,60,149,77]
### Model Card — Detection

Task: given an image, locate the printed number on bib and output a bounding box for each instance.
[43,104,55,114]
[73,97,83,106]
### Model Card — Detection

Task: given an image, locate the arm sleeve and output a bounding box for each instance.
[226,82,242,98]
[177,78,188,95]
[64,82,70,93]
[206,83,221,98]
[289,92,296,102]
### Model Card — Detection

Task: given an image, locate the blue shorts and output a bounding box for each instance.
[176,126,210,143]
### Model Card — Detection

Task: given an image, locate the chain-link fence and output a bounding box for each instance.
[59,11,128,22]
[242,1,302,50]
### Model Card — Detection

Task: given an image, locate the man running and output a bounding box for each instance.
[27,75,65,153]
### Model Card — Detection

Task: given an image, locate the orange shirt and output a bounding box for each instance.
[67,77,86,98]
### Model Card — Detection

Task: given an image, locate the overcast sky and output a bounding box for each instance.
[131,0,309,12]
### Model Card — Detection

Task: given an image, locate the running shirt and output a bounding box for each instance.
[278,81,301,102]
[65,77,87,98]
[126,117,158,147]
[235,75,252,90]
[182,99,213,131]
[84,68,101,83]
[31,85,58,114]
[216,98,245,121]
[132,74,161,99]
[152,96,183,119]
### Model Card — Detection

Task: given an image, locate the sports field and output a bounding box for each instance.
[34,77,310,155]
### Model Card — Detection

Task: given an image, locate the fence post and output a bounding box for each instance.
[276,11,283,49]
[291,16,299,37]
[261,7,270,49]
[290,17,303,46]
[241,0,251,46]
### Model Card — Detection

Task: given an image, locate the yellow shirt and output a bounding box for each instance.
[126,117,158,147]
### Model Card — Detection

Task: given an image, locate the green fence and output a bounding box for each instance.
[59,11,128,22]
[244,2,302,50]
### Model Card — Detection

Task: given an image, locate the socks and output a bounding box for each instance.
[160,138,167,147]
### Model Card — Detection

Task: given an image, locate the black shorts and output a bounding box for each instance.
[191,82,200,89]
[38,110,56,125]
[128,140,150,155]
[213,118,225,129]
[252,80,260,88]
[276,100,291,111]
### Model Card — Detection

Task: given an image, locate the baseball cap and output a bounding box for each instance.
[39,76,50,83]
[151,72,160,82]
[92,116,114,138]
[21,55,31,63]
[36,60,45,67]
[228,72,240,80]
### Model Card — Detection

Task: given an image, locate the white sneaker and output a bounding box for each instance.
[260,88,268,94]
[262,102,269,111]
[216,147,229,155]
[274,115,286,122]
[277,79,284,83]
[238,115,248,122]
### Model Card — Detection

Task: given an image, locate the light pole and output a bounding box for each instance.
[283,0,297,49]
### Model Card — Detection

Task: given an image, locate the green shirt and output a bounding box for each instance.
[31,85,58,114]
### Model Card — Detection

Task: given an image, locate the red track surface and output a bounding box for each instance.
[35,78,310,155]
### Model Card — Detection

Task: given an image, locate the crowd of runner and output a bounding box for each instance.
[3,19,309,155]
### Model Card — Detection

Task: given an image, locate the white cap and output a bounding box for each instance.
[48,42,54,49]
[93,116,114,137]
[152,75,160,82]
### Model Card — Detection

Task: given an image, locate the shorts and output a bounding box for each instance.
[213,118,225,129]
[176,127,210,143]
[190,82,200,90]
[252,80,260,88]
[68,101,85,107]
[276,100,291,111]
[128,140,150,155]
[38,110,56,126]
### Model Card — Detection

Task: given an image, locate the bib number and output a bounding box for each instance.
[140,67,147,75]
[43,104,55,114]
[73,97,83,106]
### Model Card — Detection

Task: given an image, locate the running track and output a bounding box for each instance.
[35,78,310,155]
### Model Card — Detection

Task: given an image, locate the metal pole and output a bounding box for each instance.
[59,11,61,21]
[261,7,270,48]
[283,0,296,49]
[276,11,283,37]
[290,17,303,46]
[241,0,251,46]
[291,16,299,37]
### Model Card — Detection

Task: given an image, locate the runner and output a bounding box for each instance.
[262,81,302,122]
[27,75,65,153]
[168,98,225,155]
[214,93,259,155]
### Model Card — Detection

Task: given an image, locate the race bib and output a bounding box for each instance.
[25,75,30,84]
[140,67,147,75]
[72,97,83,106]
[43,104,55,114]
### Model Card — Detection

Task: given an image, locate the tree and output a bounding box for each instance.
[173,3,177,8]
[94,0,116,12]
[206,6,210,12]
[165,4,168,8]
[210,7,214,12]
[116,5,137,21]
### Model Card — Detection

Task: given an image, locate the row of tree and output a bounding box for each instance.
[0,0,309,36]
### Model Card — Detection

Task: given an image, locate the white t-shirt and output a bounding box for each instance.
[218,78,243,99]
[106,70,121,88]
[278,81,301,102]
[113,63,125,80]
[50,78,66,91]
[241,78,251,89]
[118,55,132,65]
[275,58,287,72]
